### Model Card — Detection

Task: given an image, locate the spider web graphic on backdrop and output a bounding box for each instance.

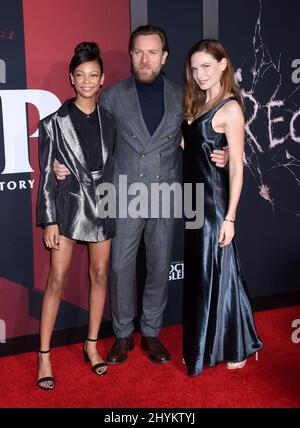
[235,0,300,217]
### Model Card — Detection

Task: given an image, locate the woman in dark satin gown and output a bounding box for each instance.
[36,42,115,390]
[182,39,262,377]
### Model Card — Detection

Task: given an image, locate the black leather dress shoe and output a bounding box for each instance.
[106,336,135,365]
[141,336,171,364]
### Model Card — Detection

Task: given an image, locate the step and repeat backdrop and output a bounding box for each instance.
[0,0,132,344]
[0,0,299,351]
[0,0,189,348]
[219,0,300,297]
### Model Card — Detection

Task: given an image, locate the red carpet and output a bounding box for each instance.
[0,305,299,408]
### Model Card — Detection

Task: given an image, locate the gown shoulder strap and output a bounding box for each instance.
[211,96,238,115]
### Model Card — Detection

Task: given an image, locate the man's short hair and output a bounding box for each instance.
[129,25,169,54]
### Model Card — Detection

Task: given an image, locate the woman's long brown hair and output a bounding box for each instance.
[183,39,243,121]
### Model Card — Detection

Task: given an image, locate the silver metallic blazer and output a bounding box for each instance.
[37,99,116,242]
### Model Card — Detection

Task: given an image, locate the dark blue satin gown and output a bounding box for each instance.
[182,97,263,376]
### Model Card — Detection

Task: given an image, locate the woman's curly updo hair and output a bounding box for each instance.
[69,41,103,74]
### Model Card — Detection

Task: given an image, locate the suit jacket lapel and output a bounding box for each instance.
[145,76,180,151]
[56,101,110,176]
[148,75,169,143]
[98,106,108,169]
[120,76,181,151]
[121,76,151,144]
[57,114,89,174]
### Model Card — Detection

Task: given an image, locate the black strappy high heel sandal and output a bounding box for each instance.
[83,338,108,376]
[37,349,55,391]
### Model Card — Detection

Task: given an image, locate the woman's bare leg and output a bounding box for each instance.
[84,239,111,374]
[38,236,76,388]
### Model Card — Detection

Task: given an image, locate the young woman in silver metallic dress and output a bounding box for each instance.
[36,42,115,390]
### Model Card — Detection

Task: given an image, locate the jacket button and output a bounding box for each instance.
[156,175,161,179]
[139,173,144,178]
[131,134,136,139]
[141,153,145,158]
[157,153,162,158]
[168,134,172,139]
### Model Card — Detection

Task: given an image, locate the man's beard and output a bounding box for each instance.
[133,66,160,84]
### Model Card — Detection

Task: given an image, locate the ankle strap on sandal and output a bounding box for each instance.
[86,337,98,342]
[38,349,51,354]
